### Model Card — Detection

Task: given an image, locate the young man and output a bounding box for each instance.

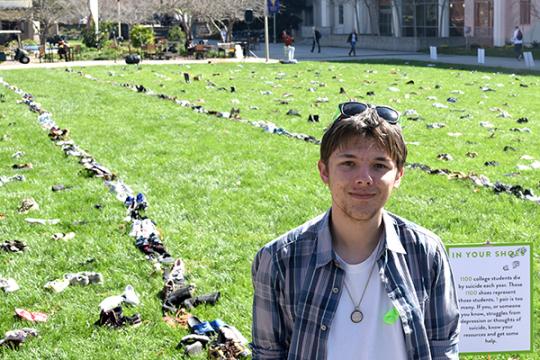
[251,103,460,359]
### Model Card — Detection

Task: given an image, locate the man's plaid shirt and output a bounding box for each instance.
[251,210,460,360]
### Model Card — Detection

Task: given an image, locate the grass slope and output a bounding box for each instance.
[0,61,539,359]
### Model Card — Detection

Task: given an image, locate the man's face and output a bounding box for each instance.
[318,136,403,223]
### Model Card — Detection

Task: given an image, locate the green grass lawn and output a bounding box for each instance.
[0,60,539,359]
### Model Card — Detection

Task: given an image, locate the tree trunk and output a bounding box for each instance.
[227,21,235,42]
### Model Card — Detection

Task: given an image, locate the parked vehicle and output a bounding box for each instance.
[0,30,30,64]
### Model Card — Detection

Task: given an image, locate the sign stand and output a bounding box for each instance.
[477,48,485,64]
[429,46,437,60]
[523,52,535,68]
[447,242,533,356]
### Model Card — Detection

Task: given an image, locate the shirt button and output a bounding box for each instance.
[332,287,339,293]
[320,324,327,331]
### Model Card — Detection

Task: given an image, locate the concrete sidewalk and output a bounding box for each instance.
[252,43,540,72]
[0,43,537,72]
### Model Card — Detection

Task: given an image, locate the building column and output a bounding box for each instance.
[464,0,474,36]
[321,0,329,27]
[493,0,505,46]
[439,0,449,37]
[391,2,401,37]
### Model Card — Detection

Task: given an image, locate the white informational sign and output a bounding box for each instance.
[477,48,485,64]
[429,46,437,60]
[447,244,532,354]
[524,52,535,68]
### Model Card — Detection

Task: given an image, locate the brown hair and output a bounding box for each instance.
[320,109,407,170]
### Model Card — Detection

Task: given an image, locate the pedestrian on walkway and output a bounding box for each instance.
[251,102,461,359]
[347,30,358,56]
[512,26,523,61]
[311,27,322,53]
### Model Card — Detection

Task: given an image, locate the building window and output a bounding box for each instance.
[474,0,493,28]
[338,5,344,25]
[520,0,531,25]
[449,0,465,36]
[304,6,314,27]
[401,0,438,37]
[0,21,18,30]
[379,0,393,35]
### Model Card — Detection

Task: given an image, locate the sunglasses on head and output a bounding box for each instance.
[335,102,400,124]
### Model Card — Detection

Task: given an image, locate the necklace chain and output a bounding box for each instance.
[340,242,381,323]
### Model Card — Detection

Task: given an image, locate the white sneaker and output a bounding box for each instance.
[99,295,124,312]
[44,278,70,293]
[122,285,140,306]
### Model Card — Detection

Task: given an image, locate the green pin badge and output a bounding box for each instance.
[383,307,400,325]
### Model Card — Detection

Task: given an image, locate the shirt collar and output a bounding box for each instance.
[315,209,406,268]
[382,211,407,255]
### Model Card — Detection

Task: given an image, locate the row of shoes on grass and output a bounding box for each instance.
[407,162,540,203]
[5,76,272,357]
[124,197,223,314]
[65,69,321,146]
[177,316,250,359]
[1,79,145,336]
[161,258,221,314]
[124,193,175,265]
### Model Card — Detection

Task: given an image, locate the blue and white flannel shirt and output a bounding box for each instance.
[251,210,460,360]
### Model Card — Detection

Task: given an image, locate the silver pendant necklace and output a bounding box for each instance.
[342,252,379,324]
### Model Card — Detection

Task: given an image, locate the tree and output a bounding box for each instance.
[29,0,86,45]
[202,0,264,41]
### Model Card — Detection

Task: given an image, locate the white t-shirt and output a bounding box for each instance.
[327,239,407,360]
[513,28,523,44]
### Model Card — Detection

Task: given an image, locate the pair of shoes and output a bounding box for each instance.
[187,315,216,336]
[208,320,251,359]
[95,306,141,328]
[183,292,221,309]
[0,328,38,349]
[162,285,196,313]
[99,285,140,312]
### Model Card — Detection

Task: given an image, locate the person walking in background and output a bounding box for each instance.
[512,26,523,61]
[347,30,358,56]
[311,27,322,53]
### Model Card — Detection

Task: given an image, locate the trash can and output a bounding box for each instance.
[0,52,6,62]
[125,54,141,64]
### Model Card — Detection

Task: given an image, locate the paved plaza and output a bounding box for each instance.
[0,43,538,72]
